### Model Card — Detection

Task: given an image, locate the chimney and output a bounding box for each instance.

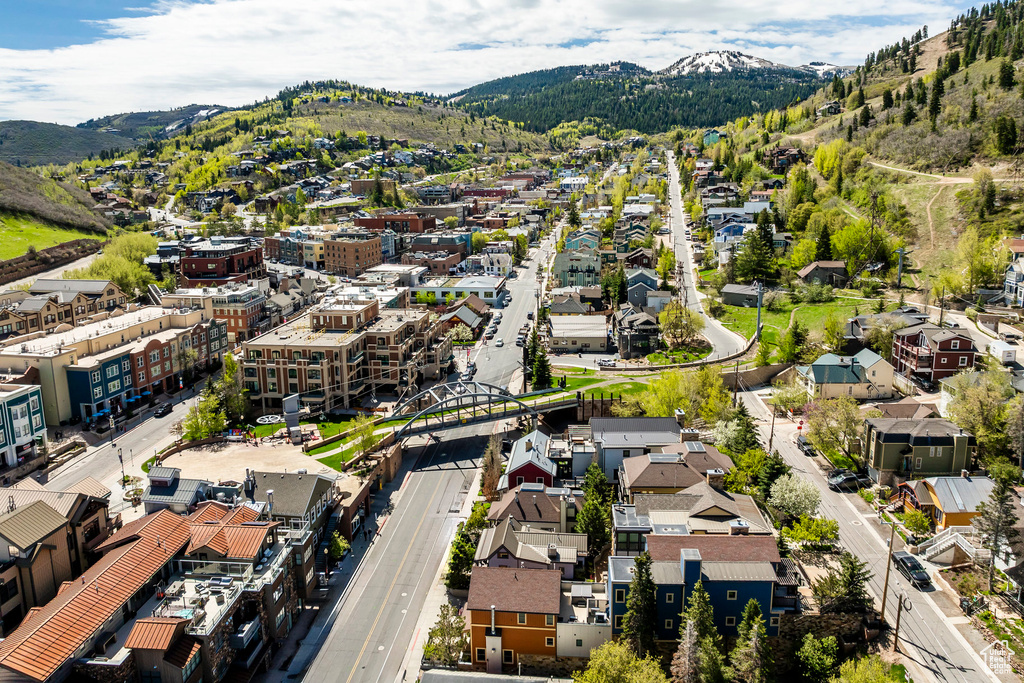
[490,605,496,634]
[961,469,970,479]
[706,468,725,490]
[729,520,750,535]
[548,543,558,559]
[525,439,533,452]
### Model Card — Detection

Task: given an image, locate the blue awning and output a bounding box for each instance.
[141,391,152,396]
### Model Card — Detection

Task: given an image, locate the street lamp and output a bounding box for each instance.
[117,448,125,489]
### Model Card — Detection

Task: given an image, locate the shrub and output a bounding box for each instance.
[858,488,876,504]
[903,508,932,536]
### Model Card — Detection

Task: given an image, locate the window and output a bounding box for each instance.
[476,648,485,662]
[664,619,674,630]
[124,374,132,387]
[951,340,960,350]
[141,672,160,683]
[941,357,948,364]
[182,650,202,679]
[91,370,101,385]
[150,351,160,363]
[727,590,738,600]
[137,357,145,368]
[122,359,131,372]
[769,616,780,627]
[615,589,625,603]
[108,380,120,393]
[614,615,623,629]
[276,609,286,628]
[576,639,583,648]
[725,616,736,626]
[273,586,283,602]
[106,365,118,379]
[545,637,554,647]
[665,592,674,603]
[164,361,171,372]
[545,614,554,626]
[517,612,526,624]
[29,396,38,411]
[93,387,103,400]
[959,356,968,366]
[503,650,514,664]
[32,415,40,430]
[0,577,17,603]
[138,371,146,383]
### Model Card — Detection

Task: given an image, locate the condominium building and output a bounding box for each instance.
[241,299,453,411]
[0,308,226,425]
[324,233,383,277]
[160,283,270,344]
[179,237,266,287]
[354,212,437,234]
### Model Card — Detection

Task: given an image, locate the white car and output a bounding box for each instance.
[597,359,615,367]
[496,338,504,347]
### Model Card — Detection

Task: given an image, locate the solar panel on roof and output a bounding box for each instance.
[685,441,706,452]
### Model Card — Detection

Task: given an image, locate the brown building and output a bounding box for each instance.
[892,323,978,382]
[0,501,76,637]
[466,567,561,672]
[354,212,437,234]
[400,251,463,275]
[351,178,396,196]
[242,299,453,411]
[0,280,130,338]
[324,235,383,277]
[180,239,266,287]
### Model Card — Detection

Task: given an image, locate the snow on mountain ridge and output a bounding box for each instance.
[659,50,845,78]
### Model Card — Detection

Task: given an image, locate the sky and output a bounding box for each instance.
[0,0,971,125]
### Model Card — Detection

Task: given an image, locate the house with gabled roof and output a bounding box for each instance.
[474,517,588,578]
[796,348,894,400]
[892,323,978,381]
[499,431,557,491]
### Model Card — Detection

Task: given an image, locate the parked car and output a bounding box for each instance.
[496,338,504,347]
[795,434,815,456]
[484,331,495,340]
[154,403,173,418]
[911,375,937,393]
[527,311,534,320]
[597,358,615,367]
[892,551,932,589]
[459,371,473,382]
[827,471,871,491]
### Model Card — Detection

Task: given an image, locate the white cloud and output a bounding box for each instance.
[0,0,960,124]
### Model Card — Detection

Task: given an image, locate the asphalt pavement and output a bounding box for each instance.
[664,151,747,361]
[740,388,1003,683]
[295,429,489,683]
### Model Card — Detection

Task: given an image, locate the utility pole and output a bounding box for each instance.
[879,521,897,623]
[892,593,912,652]
[895,247,906,289]
[938,286,946,327]
[767,403,777,453]
[732,360,740,407]
[754,281,764,341]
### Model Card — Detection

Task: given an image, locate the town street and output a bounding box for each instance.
[665,150,747,360]
[739,389,1005,683]
[295,428,489,683]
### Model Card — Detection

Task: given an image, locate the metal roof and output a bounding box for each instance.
[0,500,67,551]
[700,561,778,582]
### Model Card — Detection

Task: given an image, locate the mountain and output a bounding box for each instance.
[77,104,230,141]
[0,121,129,167]
[659,50,848,78]
[453,54,831,135]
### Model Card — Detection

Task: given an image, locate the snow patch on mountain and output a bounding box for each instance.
[661,51,777,76]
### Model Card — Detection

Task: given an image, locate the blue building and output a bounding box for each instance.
[607,534,800,641]
[0,384,47,475]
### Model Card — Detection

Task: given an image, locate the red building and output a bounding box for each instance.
[892,323,978,381]
[180,239,266,287]
[354,212,437,234]
[500,431,556,491]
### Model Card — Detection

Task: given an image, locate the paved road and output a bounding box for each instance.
[665,151,746,360]
[740,389,1001,683]
[300,429,488,683]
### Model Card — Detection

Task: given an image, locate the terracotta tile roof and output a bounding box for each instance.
[186,522,275,560]
[124,617,186,650]
[466,567,561,615]
[189,500,232,523]
[0,509,190,682]
[645,534,781,564]
[163,635,201,668]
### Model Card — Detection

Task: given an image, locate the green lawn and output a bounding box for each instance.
[584,381,649,398]
[0,213,104,259]
[250,415,353,439]
[551,365,597,375]
[318,444,361,471]
[719,299,864,348]
[559,376,604,392]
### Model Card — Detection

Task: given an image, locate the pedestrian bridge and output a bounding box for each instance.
[391,380,577,439]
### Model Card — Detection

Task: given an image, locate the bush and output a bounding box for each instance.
[858,488,876,504]
[903,508,932,536]
[799,283,835,303]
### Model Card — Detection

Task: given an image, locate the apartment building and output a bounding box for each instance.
[409,233,471,258]
[324,233,383,277]
[891,323,978,382]
[0,281,130,338]
[241,299,453,411]
[0,384,47,474]
[161,283,270,344]
[180,238,266,287]
[354,212,437,234]
[401,251,464,275]
[0,308,226,425]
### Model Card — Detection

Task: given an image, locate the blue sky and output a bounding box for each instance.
[0,1,145,49]
[0,0,971,124]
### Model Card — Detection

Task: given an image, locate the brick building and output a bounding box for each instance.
[324,234,383,277]
[354,212,437,234]
[180,238,266,287]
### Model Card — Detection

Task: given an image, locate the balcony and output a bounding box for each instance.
[347,350,365,365]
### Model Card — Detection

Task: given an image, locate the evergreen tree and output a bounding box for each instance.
[670,621,699,683]
[812,552,873,613]
[1000,59,1017,88]
[815,224,833,261]
[616,263,628,304]
[729,601,774,683]
[882,88,894,110]
[622,552,658,657]
[575,493,610,557]
[795,633,838,683]
[567,199,582,229]
[969,97,979,123]
[532,347,552,389]
[583,461,611,508]
[684,581,718,644]
[974,461,1022,591]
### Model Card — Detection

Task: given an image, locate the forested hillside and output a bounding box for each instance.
[0,121,129,166]
[456,67,827,134]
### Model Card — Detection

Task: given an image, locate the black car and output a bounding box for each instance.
[795,434,816,456]
[892,551,932,589]
[827,471,871,491]
[154,403,173,418]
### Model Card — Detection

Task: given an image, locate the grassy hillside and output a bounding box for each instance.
[0,214,103,260]
[77,104,229,141]
[0,161,110,233]
[0,121,129,166]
